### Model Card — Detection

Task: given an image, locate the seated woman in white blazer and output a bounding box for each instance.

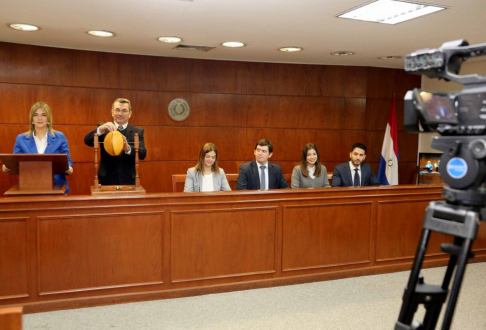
[291,143,330,188]
[184,142,231,192]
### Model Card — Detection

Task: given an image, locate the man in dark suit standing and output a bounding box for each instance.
[236,139,289,190]
[331,142,381,187]
[84,98,147,185]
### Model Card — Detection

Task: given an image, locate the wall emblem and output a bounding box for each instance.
[168,98,190,121]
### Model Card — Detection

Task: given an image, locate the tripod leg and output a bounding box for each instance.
[440,238,473,330]
[421,252,457,329]
[398,228,432,325]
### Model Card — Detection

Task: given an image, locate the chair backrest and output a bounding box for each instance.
[171,173,294,192]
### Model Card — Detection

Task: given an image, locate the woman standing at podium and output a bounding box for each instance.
[291,143,330,188]
[1,102,74,193]
[184,143,231,192]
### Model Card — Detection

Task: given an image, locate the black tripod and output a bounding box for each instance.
[395,197,482,330]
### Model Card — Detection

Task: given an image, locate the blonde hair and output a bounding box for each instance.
[27,102,55,137]
[194,143,220,175]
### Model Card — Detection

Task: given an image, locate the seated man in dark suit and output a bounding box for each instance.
[331,142,380,187]
[236,139,290,190]
[84,98,147,185]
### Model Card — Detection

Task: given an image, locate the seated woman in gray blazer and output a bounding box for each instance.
[184,142,231,192]
[291,143,330,188]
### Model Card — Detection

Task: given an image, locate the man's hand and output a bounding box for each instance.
[99,122,117,134]
[122,135,131,153]
[2,164,10,173]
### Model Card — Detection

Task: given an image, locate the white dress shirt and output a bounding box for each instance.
[307,165,316,179]
[201,173,215,192]
[33,133,48,154]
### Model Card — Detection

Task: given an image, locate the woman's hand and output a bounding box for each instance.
[2,164,10,173]
[65,166,73,175]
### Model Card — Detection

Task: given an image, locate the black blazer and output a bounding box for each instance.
[84,123,147,185]
[236,160,290,190]
[331,162,380,187]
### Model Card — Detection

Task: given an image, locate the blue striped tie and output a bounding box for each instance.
[260,166,266,190]
[354,168,360,186]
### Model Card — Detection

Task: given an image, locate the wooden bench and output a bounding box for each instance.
[0,307,22,330]
[172,173,332,192]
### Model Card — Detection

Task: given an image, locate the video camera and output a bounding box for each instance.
[403,39,486,206]
[396,40,486,330]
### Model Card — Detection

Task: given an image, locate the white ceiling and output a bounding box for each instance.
[1,0,485,69]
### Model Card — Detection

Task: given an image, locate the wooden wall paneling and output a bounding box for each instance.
[397,132,420,162]
[367,67,396,99]
[394,70,421,101]
[365,98,394,131]
[170,207,278,282]
[0,43,73,86]
[149,127,249,162]
[0,217,29,300]
[473,222,486,252]
[65,163,97,196]
[191,59,237,94]
[140,161,198,193]
[74,51,155,90]
[0,84,38,124]
[37,212,164,294]
[319,66,368,98]
[375,200,450,263]
[133,56,193,92]
[0,185,456,312]
[344,98,367,130]
[162,93,238,127]
[235,62,321,96]
[282,202,372,271]
[398,162,420,185]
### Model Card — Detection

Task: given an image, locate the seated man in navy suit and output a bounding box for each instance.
[331,142,381,187]
[236,139,290,190]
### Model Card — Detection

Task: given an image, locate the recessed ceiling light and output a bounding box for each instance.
[157,36,183,44]
[87,30,115,38]
[330,51,355,56]
[8,23,40,32]
[378,56,403,60]
[337,0,446,25]
[221,41,246,48]
[279,47,303,52]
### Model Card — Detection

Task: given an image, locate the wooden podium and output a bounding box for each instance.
[0,154,69,196]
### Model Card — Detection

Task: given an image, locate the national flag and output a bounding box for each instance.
[378,97,399,185]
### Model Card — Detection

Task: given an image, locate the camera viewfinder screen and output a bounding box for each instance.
[419,92,456,123]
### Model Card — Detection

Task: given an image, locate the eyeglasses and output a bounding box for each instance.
[113,109,130,114]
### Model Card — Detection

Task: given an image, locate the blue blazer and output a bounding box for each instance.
[331,162,380,187]
[236,160,290,190]
[13,131,73,193]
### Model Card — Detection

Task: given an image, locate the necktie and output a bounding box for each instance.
[354,168,360,186]
[117,125,124,132]
[260,166,266,190]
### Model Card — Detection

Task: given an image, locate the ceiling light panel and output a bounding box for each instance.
[338,0,446,25]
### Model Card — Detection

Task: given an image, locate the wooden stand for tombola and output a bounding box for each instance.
[90,132,145,196]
